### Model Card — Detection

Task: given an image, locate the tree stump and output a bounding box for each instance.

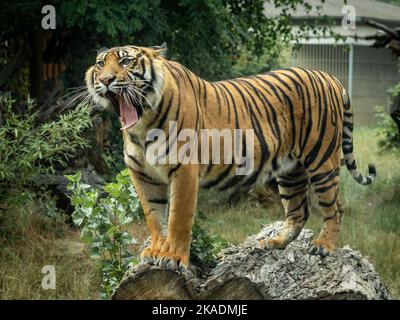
[112,222,392,300]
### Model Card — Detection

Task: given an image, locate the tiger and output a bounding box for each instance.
[85,43,376,271]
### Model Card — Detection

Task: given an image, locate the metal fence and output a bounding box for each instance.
[292,44,399,126]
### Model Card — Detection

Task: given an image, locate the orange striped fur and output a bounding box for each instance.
[86,45,375,270]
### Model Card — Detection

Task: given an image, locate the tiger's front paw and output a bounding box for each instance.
[155,251,188,272]
[140,237,167,264]
[309,239,335,258]
[258,237,288,250]
[151,240,189,272]
[141,239,189,272]
[140,246,159,264]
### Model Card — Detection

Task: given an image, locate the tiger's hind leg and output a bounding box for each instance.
[259,163,310,250]
[308,162,342,257]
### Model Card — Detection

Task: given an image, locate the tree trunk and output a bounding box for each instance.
[29,26,44,99]
[112,222,392,300]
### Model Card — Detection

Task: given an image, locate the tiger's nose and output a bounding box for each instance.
[99,75,116,87]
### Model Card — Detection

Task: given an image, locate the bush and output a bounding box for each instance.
[375,105,400,151]
[66,169,142,299]
[375,81,400,150]
[191,211,228,268]
[230,45,289,78]
[0,93,92,195]
[67,169,227,297]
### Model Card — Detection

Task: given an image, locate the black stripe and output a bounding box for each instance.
[313,71,329,130]
[129,132,143,149]
[127,166,162,186]
[284,95,297,156]
[237,79,277,137]
[323,211,338,221]
[346,160,356,171]
[201,79,208,109]
[315,182,338,194]
[286,170,306,178]
[202,163,235,189]
[343,121,354,130]
[277,71,302,97]
[251,77,282,144]
[131,168,152,181]
[146,96,164,129]
[210,82,222,115]
[286,197,308,217]
[218,132,250,190]
[319,196,337,208]
[156,94,174,130]
[220,82,241,129]
[232,79,263,118]
[342,145,353,155]
[168,163,182,179]
[267,72,293,93]
[277,178,309,188]
[179,66,202,131]
[149,58,156,84]
[205,85,239,180]
[285,70,311,156]
[310,168,340,185]
[280,188,308,200]
[311,128,339,172]
[254,76,284,104]
[227,82,271,189]
[127,154,142,167]
[304,74,329,170]
[148,198,168,204]
[164,63,181,86]
[301,69,322,131]
[215,83,231,124]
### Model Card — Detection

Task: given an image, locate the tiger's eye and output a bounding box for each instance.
[121,58,133,66]
[96,60,105,69]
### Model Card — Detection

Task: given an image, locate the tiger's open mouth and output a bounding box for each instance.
[105,92,140,131]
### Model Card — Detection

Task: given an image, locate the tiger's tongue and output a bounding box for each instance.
[119,96,138,130]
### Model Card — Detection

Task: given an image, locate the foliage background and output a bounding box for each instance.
[0,0,331,95]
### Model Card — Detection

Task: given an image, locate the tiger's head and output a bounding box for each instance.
[85,44,166,130]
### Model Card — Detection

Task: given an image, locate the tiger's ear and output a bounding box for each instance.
[150,43,167,57]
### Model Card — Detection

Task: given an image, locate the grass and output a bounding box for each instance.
[197,127,400,298]
[0,193,100,299]
[0,128,398,299]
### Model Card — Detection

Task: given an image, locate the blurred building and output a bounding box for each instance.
[265,0,400,126]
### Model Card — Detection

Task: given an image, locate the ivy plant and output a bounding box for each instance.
[66,169,142,299]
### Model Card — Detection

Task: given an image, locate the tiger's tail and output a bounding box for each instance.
[341,89,376,185]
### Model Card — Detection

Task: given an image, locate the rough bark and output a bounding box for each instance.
[112,222,392,300]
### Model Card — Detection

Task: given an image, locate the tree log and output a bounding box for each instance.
[112,222,392,300]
